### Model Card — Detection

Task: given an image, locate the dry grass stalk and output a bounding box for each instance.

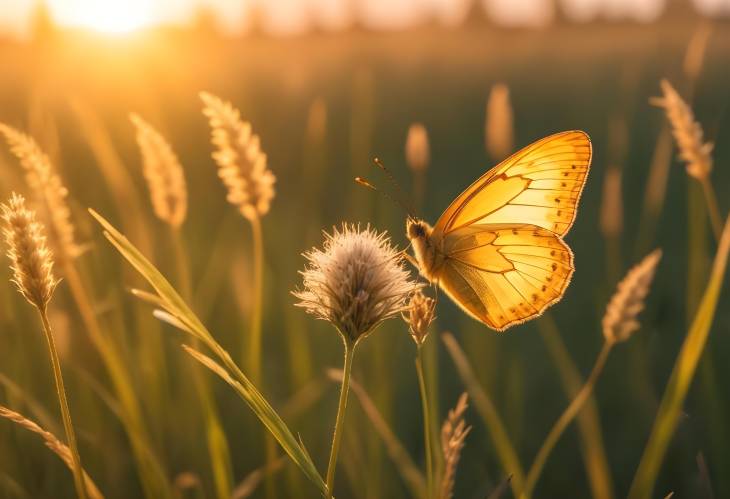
[130,114,187,228]
[652,80,712,182]
[200,92,276,221]
[485,83,514,161]
[0,404,103,499]
[405,123,430,173]
[602,249,662,344]
[683,24,712,83]
[306,97,328,144]
[599,167,623,239]
[0,124,78,259]
[1,192,59,309]
[440,392,471,499]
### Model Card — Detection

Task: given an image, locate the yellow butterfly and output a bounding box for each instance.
[407,130,591,331]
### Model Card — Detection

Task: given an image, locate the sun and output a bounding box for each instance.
[48,0,155,34]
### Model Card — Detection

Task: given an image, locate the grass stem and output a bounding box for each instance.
[522,341,613,498]
[416,345,434,499]
[247,215,264,383]
[326,340,355,498]
[39,308,87,499]
[416,346,434,499]
[700,177,723,242]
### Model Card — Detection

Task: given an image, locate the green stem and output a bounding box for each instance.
[40,308,88,499]
[170,226,232,499]
[326,340,355,498]
[247,214,264,384]
[522,341,613,499]
[700,177,723,243]
[416,347,434,499]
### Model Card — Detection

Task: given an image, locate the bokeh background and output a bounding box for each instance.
[0,1,729,498]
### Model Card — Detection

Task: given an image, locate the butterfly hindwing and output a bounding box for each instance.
[437,224,575,331]
[432,130,591,239]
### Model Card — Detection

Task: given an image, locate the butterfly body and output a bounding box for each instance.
[406,130,591,332]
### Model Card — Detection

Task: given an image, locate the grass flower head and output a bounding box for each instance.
[405,288,435,346]
[200,92,276,221]
[2,193,59,310]
[294,224,415,344]
[130,113,188,228]
[602,249,662,344]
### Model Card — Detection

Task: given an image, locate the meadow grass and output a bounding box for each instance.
[0,20,728,499]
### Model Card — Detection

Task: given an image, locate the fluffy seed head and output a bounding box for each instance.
[405,123,430,173]
[602,249,662,344]
[294,224,416,344]
[652,80,713,181]
[405,288,435,346]
[2,193,59,310]
[200,92,276,221]
[0,123,79,259]
[440,393,471,499]
[130,113,188,228]
[485,83,514,161]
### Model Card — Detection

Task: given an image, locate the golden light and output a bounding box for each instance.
[48,0,155,34]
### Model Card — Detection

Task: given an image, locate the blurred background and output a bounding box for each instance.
[0,1,729,498]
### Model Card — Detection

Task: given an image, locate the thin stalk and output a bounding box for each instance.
[170,227,233,499]
[247,215,264,383]
[522,341,613,499]
[61,258,170,499]
[326,340,355,498]
[416,347,434,499]
[39,308,87,499]
[700,177,723,242]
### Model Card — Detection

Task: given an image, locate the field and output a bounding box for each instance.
[0,17,729,499]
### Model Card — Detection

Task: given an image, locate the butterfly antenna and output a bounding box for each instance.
[355,176,414,218]
[373,157,417,218]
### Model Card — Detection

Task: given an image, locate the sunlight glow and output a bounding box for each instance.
[48,0,154,33]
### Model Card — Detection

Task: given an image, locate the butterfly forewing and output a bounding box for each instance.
[427,130,590,330]
[432,130,591,238]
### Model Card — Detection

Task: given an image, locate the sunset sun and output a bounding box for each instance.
[48,0,154,34]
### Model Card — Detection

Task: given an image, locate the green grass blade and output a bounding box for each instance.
[628,216,730,499]
[537,315,614,499]
[442,331,525,497]
[89,209,327,496]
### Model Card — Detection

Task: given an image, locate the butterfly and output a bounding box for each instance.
[406,130,591,331]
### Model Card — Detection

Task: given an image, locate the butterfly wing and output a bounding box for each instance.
[432,130,591,239]
[436,224,574,331]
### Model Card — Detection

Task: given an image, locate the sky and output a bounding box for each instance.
[0,0,728,38]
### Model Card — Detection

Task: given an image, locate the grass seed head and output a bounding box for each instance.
[485,83,514,161]
[294,224,416,344]
[200,92,276,221]
[405,123,430,173]
[130,113,188,228]
[405,288,435,346]
[440,392,471,499]
[2,193,59,310]
[653,80,713,181]
[0,123,79,259]
[602,249,662,344]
